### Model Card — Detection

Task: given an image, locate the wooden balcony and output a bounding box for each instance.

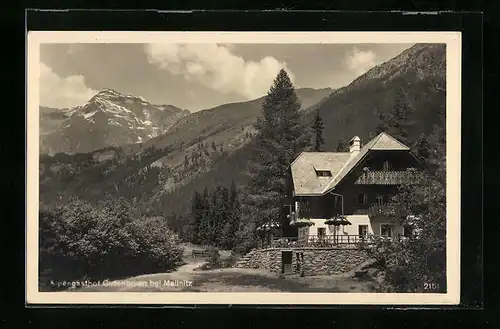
[367,203,402,219]
[355,170,417,185]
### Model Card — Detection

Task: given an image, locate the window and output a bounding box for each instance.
[376,194,384,205]
[318,227,326,237]
[358,225,368,236]
[403,225,413,238]
[299,199,311,218]
[358,193,368,205]
[380,224,395,238]
[382,160,391,171]
[316,170,332,177]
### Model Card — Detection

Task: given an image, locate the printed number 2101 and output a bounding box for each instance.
[423,282,440,290]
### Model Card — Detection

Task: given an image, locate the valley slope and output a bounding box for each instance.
[39,87,334,207]
[39,43,446,223]
[155,43,446,218]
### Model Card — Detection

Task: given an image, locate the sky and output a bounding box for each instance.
[39,43,413,112]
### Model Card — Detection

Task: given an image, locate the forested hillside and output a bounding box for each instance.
[39,44,446,246]
[39,87,333,208]
[156,43,446,220]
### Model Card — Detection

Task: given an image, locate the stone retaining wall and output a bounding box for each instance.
[235,247,371,276]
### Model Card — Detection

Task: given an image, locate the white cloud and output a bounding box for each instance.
[345,48,377,76]
[39,62,98,108]
[144,43,294,100]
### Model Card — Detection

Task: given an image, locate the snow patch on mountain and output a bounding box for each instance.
[83,111,97,119]
[40,88,189,154]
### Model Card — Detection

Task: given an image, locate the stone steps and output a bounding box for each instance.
[234,249,258,268]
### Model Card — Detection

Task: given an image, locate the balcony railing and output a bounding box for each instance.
[355,170,417,185]
[367,203,403,219]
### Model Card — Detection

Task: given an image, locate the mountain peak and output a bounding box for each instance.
[342,43,445,91]
[96,88,129,98]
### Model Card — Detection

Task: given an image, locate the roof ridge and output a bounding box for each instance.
[288,151,306,169]
[377,132,410,149]
[301,151,349,154]
[321,153,359,194]
[320,133,385,194]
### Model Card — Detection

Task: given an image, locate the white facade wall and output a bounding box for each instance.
[298,215,404,238]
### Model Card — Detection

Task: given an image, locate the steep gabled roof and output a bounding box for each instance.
[369,132,411,150]
[290,152,351,195]
[290,132,411,196]
[321,132,410,193]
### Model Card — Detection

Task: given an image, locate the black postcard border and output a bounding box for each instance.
[18,9,485,327]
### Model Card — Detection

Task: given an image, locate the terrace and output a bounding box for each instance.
[258,234,409,249]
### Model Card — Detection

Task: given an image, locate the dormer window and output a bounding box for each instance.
[315,170,332,177]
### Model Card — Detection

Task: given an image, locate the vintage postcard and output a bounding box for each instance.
[26,31,461,305]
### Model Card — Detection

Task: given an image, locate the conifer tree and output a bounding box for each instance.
[336,136,348,152]
[375,111,391,135]
[312,108,325,152]
[387,88,414,145]
[197,187,211,245]
[237,69,307,252]
[221,180,241,249]
[190,191,202,244]
[412,133,431,164]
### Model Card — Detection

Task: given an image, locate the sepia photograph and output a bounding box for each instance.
[26,31,461,305]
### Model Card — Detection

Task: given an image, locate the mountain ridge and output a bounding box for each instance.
[154,43,447,218]
[40,88,190,154]
[39,43,446,225]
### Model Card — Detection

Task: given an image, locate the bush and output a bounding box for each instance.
[362,172,446,293]
[206,246,221,268]
[198,246,222,270]
[221,252,240,268]
[39,198,183,290]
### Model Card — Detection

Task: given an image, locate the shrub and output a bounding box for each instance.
[221,252,240,268]
[206,246,221,268]
[362,172,446,293]
[39,197,183,290]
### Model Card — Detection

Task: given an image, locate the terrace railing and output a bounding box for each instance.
[265,234,409,249]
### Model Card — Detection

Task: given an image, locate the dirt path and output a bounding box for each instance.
[79,245,377,293]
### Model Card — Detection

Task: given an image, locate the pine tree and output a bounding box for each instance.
[336,136,348,152]
[312,108,325,152]
[221,180,241,249]
[375,111,391,135]
[412,133,431,164]
[238,69,307,252]
[387,88,414,145]
[426,119,446,184]
[197,187,211,245]
[190,192,203,244]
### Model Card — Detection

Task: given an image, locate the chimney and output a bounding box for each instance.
[349,136,361,157]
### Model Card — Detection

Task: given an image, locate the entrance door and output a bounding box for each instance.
[282,251,293,274]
